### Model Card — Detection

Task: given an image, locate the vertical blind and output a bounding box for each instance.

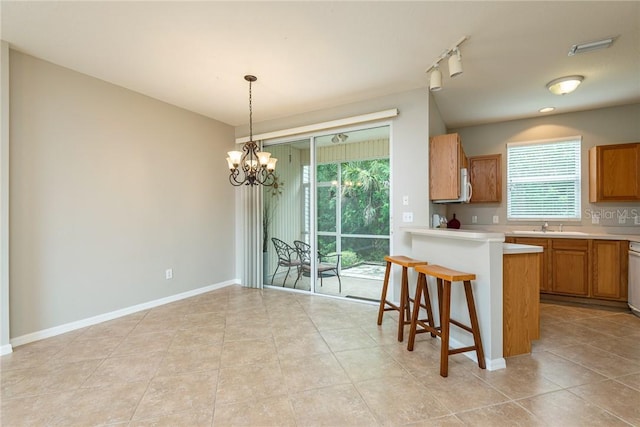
[507,137,582,220]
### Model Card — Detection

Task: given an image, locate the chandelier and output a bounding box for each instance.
[226,75,277,186]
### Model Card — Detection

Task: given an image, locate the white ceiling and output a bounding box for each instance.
[1,1,639,129]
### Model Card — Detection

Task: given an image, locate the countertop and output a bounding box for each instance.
[505,230,640,242]
[402,226,640,243]
[401,226,504,242]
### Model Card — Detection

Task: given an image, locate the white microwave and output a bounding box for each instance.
[433,168,472,204]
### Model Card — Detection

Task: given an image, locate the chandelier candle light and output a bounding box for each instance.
[226,75,277,186]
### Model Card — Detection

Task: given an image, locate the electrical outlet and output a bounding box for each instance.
[402,212,413,223]
[472,215,478,224]
[493,215,499,224]
[635,216,640,225]
[165,268,173,280]
[619,215,627,224]
[592,215,599,224]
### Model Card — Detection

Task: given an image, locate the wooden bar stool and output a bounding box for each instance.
[407,264,486,377]
[377,255,428,342]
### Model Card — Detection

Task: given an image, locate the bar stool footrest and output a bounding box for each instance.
[449,346,478,355]
[450,318,474,334]
[382,302,400,311]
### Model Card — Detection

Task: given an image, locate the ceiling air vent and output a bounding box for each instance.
[568,37,616,56]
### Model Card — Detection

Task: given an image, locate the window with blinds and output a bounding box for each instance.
[507,137,582,220]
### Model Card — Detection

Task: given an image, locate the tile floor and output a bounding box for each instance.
[2,285,640,426]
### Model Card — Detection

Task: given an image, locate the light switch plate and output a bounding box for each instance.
[472,215,478,224]
[592,215,599,224]
[492,215,499,224]
[402,196,409,206]
[635,216,640,225]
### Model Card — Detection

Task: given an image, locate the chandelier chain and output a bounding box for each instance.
[248,79,253,141]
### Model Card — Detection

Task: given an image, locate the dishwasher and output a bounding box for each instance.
[629,242,640,317]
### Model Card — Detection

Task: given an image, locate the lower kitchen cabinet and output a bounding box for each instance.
[503,251,541,356]
[592,240,629,300]
[551,239,590,296]
[511,237,551,292]
[506,237,629,303]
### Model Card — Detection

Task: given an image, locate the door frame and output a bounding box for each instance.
[261,121,394,297]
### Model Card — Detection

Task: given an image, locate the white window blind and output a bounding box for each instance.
[507,137,581,220]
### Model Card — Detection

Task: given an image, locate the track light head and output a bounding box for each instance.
[429,66,442,92]
[448,48,463,78]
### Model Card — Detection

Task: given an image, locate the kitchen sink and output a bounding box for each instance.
[512,230,589,236]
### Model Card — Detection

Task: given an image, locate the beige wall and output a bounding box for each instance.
[447,104,640,230]
[8,51,237,339]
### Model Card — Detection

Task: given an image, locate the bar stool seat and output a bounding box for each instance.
[377,255,428,342]
[407,264,486,377]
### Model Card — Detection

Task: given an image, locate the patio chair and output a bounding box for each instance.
[293,240,342,293]
[271,238,302,287]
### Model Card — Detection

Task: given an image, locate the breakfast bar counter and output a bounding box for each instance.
[402,227,544,370]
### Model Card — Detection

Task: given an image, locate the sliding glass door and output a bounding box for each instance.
[263,126,390,301]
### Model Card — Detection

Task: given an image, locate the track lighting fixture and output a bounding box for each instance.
[429,66,442,92]
[448,48,463,78]
[426,36,468,92]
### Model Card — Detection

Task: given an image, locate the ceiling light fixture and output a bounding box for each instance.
[546,75,584,95]
[331,133,348,144]
[226,75,277,186]
[426,36,468,92]
[568,37,616,56]
[539,107,555,113]
[448,48,463,78]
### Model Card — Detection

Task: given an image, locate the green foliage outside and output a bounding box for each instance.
[338,251,359,268]
[317,159,390,267]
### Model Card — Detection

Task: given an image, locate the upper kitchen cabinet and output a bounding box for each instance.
[589,142,640,202]
[429,133,468,201]
[469,154,502,203]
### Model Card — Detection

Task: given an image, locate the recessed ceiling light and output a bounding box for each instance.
[568,37,616,56]
[539,107,555,113]
[546,75,584,95]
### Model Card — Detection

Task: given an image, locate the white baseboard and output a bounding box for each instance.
[0,343,13,355]
[485,356,507,371]
[446,335,506,371]
[10,280,238,348]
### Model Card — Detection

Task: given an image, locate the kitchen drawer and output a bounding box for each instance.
[551,238,589,251]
